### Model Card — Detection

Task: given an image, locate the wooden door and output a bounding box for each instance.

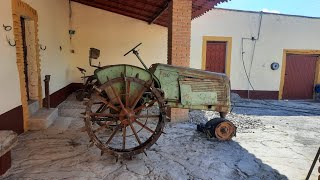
[282,54,318,100]
[205,41,227,73]
[21,17,30,101]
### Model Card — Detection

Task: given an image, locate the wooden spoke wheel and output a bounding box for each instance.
[85,77,166,157]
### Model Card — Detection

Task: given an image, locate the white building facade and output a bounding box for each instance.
[191,8,320,99]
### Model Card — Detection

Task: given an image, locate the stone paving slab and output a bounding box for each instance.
[1,94,320,180]
[0,131,18,157]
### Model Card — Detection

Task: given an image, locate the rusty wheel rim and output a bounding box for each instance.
[85,77,166,157]
[214,121,235,141]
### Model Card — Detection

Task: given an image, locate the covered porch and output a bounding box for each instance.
[0,0,229,134]
[0,0,229,176]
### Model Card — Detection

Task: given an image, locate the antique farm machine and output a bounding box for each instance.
[84,43,236,158]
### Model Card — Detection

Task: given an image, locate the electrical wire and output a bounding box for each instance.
[241,11,263,98]
[237,11,320,115]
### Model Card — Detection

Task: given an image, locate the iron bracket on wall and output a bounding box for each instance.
[3,24,12,31]
[6,35,16,47]
[40,44,47,51]
[3,24,15,47]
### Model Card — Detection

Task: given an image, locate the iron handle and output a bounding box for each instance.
[124,43,142,56]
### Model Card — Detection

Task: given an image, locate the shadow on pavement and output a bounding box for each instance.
[231,99,320,116]
[148,123,289,180]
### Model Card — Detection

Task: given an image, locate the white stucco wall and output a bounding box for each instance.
[0,0,20,114]
[0,0,167,114]
[0,0,71,114]
[68,2,168,83]
[191,9,320,91]
[25,0,71,95]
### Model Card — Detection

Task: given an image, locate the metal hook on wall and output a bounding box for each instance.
[6,36,16,47]
[40,44,47,51]
[3,24,12,31]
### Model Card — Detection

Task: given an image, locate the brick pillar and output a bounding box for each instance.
[167,0,192,122]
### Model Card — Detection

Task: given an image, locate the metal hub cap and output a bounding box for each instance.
[119,108,135,126]
[214,121,236,141]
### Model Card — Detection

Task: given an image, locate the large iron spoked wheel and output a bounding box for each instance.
[85,77,166,158]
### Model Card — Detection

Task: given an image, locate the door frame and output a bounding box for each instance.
[278,49,320,100]
[12,0,42,131]
[201,36,232,77]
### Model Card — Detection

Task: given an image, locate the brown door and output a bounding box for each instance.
[205,41,227,73]
[282,54,318,100]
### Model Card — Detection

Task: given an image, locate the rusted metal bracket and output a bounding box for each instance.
[40,44,47,50]
[6,36,16,47]
[3,24,12,31]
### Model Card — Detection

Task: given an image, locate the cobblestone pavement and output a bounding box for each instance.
[1,94,320,180]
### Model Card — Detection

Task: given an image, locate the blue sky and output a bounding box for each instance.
[217,0,320,17]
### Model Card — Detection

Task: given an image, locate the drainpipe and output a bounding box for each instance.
[44,75,51,109]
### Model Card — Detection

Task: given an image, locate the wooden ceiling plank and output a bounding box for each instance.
[94,0,157,15]
[120,0,163,9]
[71,0,228,27]
[130,0,165,8]
[92,0,154,17]
[149,0,170,24]
[192,0,220,18]
[73,0,151,22]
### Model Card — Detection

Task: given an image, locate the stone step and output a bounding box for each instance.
[28,100,39,116]
[0,130,18,175]
[0,131,17,157]
[28,108,58,130]
[48,117,74,131]
[59,108,85,118]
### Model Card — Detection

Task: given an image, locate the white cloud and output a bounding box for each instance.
[262,8,280,14]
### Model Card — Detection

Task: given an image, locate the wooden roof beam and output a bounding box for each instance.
[73,0,151,22]
[149,0,170,24]
[94,0,156,15]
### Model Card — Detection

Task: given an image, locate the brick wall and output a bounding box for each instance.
[167,0,192,66]
[167,0,192,122]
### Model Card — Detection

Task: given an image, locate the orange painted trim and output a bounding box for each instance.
[12,0,41,131]
[278,49,320,100]
[201,36,232,77]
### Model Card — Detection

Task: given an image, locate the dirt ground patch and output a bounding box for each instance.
[1,94,320,180]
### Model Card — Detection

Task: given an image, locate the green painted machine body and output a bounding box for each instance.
[95,63,231,113]
[149,63,231,113]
